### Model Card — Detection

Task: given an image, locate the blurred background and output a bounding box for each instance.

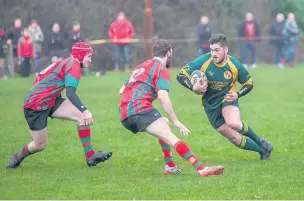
[0,0,303,78]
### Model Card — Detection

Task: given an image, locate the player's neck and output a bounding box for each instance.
[153,57,166,66]
[214,55,228,67]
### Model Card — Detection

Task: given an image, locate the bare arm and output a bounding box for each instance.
[157,90,178,122]
[157,89,190,136]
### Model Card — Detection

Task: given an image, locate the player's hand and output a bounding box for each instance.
[192,79,208,95]
[173,120,190,136]
[83,110,94,126]
[224,91,238,102]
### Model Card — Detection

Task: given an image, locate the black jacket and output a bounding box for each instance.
[270,20,285,46]
[197,24,212,46]
[48,31,65,53]
[69,31,84,51]
[7,26,22,48]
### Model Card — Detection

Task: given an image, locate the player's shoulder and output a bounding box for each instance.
[196,52,212,63]
[62,57,81,77]
[63,57,80,69]
[228,55,243,69]
[139,58,162,70]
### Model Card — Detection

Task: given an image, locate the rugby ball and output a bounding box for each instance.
[190,70,208,85]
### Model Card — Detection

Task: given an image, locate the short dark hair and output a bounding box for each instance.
[208,34,228,46]
[153,39,172,57]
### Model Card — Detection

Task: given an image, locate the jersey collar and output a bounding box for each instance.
[213,56,229,67]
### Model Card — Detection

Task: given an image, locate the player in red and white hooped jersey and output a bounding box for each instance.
[119,39,224,177]
[7,42,112,168]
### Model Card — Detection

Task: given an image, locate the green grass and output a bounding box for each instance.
[1,65,304,200]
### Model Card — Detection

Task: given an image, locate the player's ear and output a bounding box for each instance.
[224,46,228,54]
[166,50,171,58]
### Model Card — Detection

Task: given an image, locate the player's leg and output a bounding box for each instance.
[153,117,178,173]
[206,107,265,158]
[222,105,260,143]
[158,138,179,174]
[222,105,272,158]
[50,98,112,167]
[216,123,266,155]
[7,109,50,168]
[122,112,181,175]
[145,115,224,177]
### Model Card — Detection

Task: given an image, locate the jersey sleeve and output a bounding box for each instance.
[179,53,212,78]
[237,65,252,85]
[156,68,171,92]
[65,61,81,89]
[229,56,252,85]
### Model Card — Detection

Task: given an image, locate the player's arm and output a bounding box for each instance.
[157,68,190,135]
[176,55,206,91]
[158,90,178,121]
[156,68,178,122]
[176,64,194,91]
[66,86,87,112]
[237,65,253,98]
[158,90,190,136]
[65,65,87,112]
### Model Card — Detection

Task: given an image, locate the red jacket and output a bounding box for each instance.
[17,36,36,58]
[108,18,134,45]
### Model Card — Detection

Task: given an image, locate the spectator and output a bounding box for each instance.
[7,18,23,70]
[95,44,112,77]
[28,19,44,76]
[68,21,88,76]
[69,21,84,50]
[238,12,260,68]
[270,13,285,66]
[17,28,36,77]
[280,13,300,69]
[48,23,65,63]
[108,12,134,72]
[0,27,7,79]
[197,16,212,55]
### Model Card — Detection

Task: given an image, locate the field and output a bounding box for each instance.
[0,65,304,200]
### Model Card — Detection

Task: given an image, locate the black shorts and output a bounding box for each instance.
[121,109,162,134]
[24,97,65,131]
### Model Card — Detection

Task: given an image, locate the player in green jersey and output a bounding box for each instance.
[177,34,273,160]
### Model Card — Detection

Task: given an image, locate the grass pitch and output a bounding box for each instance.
[0,65,304,199]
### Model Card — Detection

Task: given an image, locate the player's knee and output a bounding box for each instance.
[216,125,227,133]
[75,112,85,125]
[160,132,180,147]
[228,135,242,146]
[225,120,242,131]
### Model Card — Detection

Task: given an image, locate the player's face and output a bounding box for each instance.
[210,43,228,64]
[166,49,172,68]
[83,53,93,68]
